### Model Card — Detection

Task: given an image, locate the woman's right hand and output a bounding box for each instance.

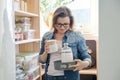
[39,40,50,62]
[44,40,50,54]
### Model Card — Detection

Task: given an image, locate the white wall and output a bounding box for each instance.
[90,0,98,35]
[99,0,120,80]
[0,0,16,80]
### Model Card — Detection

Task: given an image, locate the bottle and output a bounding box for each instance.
[61,43,73,63]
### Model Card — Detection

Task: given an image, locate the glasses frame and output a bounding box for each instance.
[55,23,70,28]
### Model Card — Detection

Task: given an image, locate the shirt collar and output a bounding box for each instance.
[64,30,71,38]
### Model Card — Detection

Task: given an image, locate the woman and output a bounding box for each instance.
[39,6,91,80]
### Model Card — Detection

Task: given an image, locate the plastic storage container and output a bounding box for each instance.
[14,0,20,10]
[26,66,39,80]
[15,17,31,24]
[15,32,23,41]
[16,23,31,32]
[16,53,39,71]
[23,29,35,40]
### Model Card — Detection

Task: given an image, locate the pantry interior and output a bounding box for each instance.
[1,0,120,80]
[0,0,98,80]
[14,0,98,80]
[14,0,41,80]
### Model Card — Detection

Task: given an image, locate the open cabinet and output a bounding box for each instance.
[13,0,42,80]
[80,34,98,80]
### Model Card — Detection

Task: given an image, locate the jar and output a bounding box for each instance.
[46,40,58,53]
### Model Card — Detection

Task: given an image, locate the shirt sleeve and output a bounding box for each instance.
[38,35,46,63]
[77,33,92,66]
[38,31,53,63]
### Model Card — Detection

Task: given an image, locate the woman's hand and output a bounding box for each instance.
[39,40,50,62]
[69,59,89,71]
[44,40,50,54]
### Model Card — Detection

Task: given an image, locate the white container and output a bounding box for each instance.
[61,43,73,63]
[14,0,20,10]
[26,66,39,80]
[46,40,58,53]
[16,53,39,71]
[23,29,35,40]
[28,29,35,39]
[15,17,31,24]
[16,23,31,32]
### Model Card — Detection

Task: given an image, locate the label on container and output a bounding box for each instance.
[61,49,73,63]
[47,40,58,53]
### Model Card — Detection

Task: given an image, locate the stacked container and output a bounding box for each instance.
[15,17,35,41]
[16,53,39,80]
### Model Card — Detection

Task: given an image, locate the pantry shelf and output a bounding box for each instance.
[15,10,39,17]
[14,0,41,80]
[33,75,40,80]
[80,67,97,75]
[15,39,40,44]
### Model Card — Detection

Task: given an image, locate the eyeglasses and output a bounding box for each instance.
[55,23,70,28]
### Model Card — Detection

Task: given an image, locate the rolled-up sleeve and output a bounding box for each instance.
[39,37,46,63]
[77,36,92,66]
[38,31,53,63]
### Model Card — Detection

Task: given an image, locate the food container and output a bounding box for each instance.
[14,0,20,10]
[15,17,31,24]
[46,40,58,53]
[16,23,31,32]
[23,29,35,40]
[61,43,73,63]
[20,0,25,11]
[20,0,28,11]
[26,66,39,80]
[15,32,23,41]
[16,53,39,71]
[23,55,38,71]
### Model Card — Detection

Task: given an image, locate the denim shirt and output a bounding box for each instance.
[39,30,91,80]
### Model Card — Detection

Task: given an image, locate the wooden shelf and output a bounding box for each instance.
[14,0,41,80]
[15,10,39,17]
[41,69,45,76]
[15,39,40,44]
[79,68,97,75]
[33,75,40,80]
[41,68,97,75]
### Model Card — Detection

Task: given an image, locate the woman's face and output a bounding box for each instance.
[55,16,70,34]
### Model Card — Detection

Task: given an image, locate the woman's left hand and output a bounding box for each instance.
[69,59,89,71]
